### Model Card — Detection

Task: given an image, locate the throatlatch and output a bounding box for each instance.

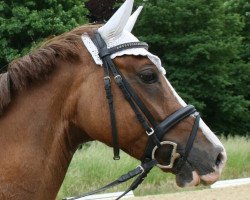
[63,31,200,200]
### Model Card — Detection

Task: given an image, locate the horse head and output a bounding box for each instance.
[74,0,227,188]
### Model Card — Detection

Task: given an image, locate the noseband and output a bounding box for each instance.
[64,32,200,200]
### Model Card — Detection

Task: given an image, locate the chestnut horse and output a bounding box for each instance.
[0,24,226,200]
[0,2,227,197]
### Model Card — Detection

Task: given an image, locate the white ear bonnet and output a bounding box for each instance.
[81,0,166,75]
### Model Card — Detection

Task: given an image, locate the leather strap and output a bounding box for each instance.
[103,66,120,160]
[63,160,157,200]
[173,113,200,173]
[142,105,197,161]
[114,66,158,128]
[92,32,161,159]
[109,42,148,52]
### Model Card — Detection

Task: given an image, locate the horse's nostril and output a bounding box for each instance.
[215,152,223,167]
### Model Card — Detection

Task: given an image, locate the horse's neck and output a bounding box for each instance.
[0,63,86,200]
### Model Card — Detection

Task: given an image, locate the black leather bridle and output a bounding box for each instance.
[64,32,200,200]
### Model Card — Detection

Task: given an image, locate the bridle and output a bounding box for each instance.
[64,31,200,200]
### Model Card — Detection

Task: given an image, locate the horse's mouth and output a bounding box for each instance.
[176,170,200,187]
[174,161,222,187]
[172,146,227,187]
[156,150,214,187]
[176,170,222,187]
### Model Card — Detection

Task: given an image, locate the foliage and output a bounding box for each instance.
[0,0,88,72]
[134,0,250,135]
[224,1,250,126]
[225,0,250,62]
[85,0,122,23]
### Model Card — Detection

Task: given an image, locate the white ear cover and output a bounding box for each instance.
[124,6,143,32]
[98,0,134,41]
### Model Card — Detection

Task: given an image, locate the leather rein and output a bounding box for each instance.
[64,32,200,200]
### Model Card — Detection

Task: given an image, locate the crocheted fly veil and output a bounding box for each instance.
[82,0,166,75]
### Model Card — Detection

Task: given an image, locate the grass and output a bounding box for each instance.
[220,136,250,179]
[57,136,250,199]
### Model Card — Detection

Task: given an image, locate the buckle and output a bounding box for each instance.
[193,111,200,117]
[113,155,120,160]
[104,76,111,81]
[137,165,145,174]
[114,75,122,81]
[146,128,154,136]
[151,141,180,169]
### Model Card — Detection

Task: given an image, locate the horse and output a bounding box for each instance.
[0,0,226,199]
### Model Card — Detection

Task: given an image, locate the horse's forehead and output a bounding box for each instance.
[81,31,166,75]
[113,55,155,72]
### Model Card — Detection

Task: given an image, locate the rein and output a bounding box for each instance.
[64,32,200,200]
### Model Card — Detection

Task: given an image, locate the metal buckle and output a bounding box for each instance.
[137,165,145,174]
[151,141,180,169]
[114,75,122,80]
[113,155,120,160]
[104,76,111,81]
[193,111,200,117]
[146,128,154,136]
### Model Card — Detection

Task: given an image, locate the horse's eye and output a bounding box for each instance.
[139,70,158,84]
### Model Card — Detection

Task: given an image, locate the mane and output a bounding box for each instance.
[0,24,98,116]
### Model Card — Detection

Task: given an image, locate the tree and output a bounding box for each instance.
[134,0,249,135]
[223,0,250,135]
[85,0,122,23]
[0,0,88,72]
[225,0,250,62]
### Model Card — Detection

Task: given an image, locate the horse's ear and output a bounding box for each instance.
[124,6,143,32]
[98,0,134,41]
